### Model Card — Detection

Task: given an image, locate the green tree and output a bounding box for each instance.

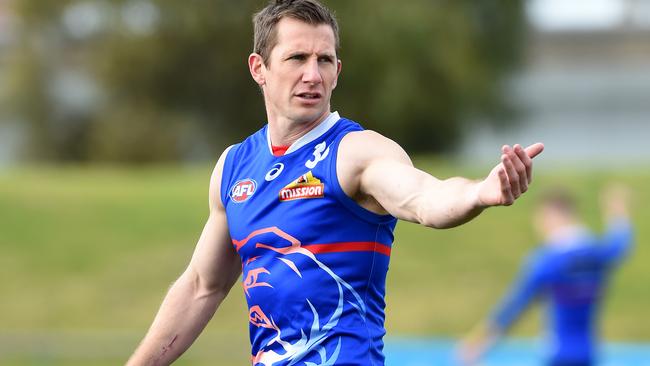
[4,0,525,162]
[331,0,525,152]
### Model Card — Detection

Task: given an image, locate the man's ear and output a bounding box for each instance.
[332,59,342,89]
[248,53,266,86]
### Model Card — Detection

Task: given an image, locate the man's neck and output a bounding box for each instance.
[267,110,331,147]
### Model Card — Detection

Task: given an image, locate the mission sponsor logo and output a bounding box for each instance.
[279,171,324,202]
[230,179,257,203]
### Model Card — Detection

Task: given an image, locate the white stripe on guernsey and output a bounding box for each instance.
[266,112,341,155]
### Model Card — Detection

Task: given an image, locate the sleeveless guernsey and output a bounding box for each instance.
[220,112,397,366]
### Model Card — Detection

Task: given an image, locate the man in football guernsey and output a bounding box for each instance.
[457,187,633,366]
[127,1,544,365]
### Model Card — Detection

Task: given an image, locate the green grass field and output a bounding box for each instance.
[1,163,648,365]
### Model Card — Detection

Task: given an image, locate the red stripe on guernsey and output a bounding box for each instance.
[231,227,390,256]
[303,242,391,257]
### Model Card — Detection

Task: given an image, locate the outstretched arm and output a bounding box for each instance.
[600,184,634,262]
[126,148,241,366]
[338,131,544,228]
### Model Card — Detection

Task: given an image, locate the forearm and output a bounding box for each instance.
[127,270,229,366]
[600,185,633,259]
[603,218,634,260]
[416,177,484,229]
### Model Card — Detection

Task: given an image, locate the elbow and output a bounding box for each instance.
[412,189,477,229]
[195,283,229,303]
[420,218,451,230]
[414,204,444,229]
[413,197,443,229]
[196,275,233,302]
[417,207,464,229]
[414,206,437,228]
[418,214,456,230]
[181,268,233,303]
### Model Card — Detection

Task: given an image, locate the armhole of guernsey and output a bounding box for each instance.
[220,144,240,207]
[328,130,396,225]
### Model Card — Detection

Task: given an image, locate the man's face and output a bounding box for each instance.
[255,17,341,125]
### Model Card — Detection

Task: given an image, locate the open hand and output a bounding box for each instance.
[477,143,544,207]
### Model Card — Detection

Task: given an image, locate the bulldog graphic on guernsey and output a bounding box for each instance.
[233,227,368,366]
[279,172,324,202]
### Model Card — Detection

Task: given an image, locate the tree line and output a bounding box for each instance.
[2,0,526,163]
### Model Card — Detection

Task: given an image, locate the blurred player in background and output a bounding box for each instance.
[457,186,634,366]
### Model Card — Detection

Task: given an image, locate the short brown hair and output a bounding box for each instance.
[253,0,340,64]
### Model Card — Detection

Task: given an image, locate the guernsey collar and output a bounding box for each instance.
[266,112,341,156]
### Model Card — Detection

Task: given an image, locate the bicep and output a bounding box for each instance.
[187,208,241,295]
[361,157,442,223]
[338,130,441,221]
[339,131,473,228]
[187,146,241,294]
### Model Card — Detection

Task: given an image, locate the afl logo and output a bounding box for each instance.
[230,179,257,203]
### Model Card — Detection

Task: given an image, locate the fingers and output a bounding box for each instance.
[510,145,529,193]
[502,146,521,197]
[501,154,519,200]
[514,144,533,183]
[501,143,539,201]
[489,142,543,207]
[524,142,544,159]
[498,166,514,205]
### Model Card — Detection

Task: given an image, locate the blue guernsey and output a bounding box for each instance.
[490,220,633,364]
[220,113,397,366]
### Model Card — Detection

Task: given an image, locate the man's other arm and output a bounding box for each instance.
[489,255,545,332]
[126,147,241,366]
[600,185,634,262]
[337,130,544,228]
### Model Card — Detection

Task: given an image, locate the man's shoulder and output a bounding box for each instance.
[338,129,410,165]
[339,129,397,151]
